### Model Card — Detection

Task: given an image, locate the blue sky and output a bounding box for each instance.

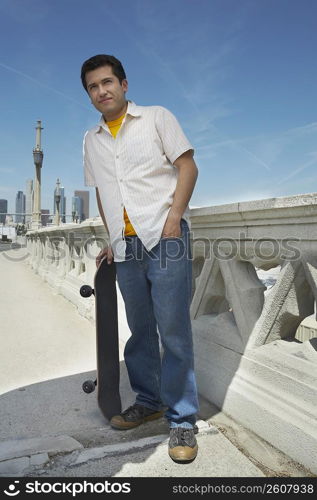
[0,0,316,218]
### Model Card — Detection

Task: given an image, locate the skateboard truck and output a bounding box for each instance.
[80,285,97,393]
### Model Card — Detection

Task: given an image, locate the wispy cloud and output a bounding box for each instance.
[0,62,92,111]
[275,151,317,186]
[198,121,317,152]
[232,122,317,174]
[199,120,317,175]
[282,121,317,138]
[261,122,317,165]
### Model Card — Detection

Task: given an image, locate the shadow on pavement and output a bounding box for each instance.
[0,358,222,477]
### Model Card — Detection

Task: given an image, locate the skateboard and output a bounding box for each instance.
[80,259,121,421]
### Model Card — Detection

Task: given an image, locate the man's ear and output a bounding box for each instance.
[122,79,128,93]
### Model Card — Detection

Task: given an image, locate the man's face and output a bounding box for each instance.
[85,65,128,121]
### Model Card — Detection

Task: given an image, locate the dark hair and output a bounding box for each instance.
[81,54,126,92]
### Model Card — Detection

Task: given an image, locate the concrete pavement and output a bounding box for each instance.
[0,368,264,477]
[0,367,311,478]
[0,246,312,478]
[0,242,96,395]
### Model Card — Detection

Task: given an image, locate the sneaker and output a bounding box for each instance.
[110,403,164,430]
[168,426,198,462]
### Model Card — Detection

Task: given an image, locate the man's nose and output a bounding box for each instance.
[99,85,108,96]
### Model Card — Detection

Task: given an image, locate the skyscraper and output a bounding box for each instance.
[0,199,7,224]
[15,191,25,223]
[53,179,66,223]
[25,179,33,224]
[60,187,66,223]
[74,190,89,221]
[41,209,50,226]
[72,196,83,222]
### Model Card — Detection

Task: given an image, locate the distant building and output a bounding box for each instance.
[53,179,66,223]
[60,187,66,223]
[74,190,89,221]
[25,179,33,224]
[0,199,7,224]
[41,209,50,227]
[72,196,83,222]
[15,191,25,223]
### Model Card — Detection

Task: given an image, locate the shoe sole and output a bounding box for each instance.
[110,410,164,430]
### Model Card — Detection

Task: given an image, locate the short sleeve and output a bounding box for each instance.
[155,107,194,164]
[83,132,97,187]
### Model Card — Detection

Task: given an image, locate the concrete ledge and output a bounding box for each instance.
[0,457,31,476]
[194,332,317,474]
[0,453,49,476]
[41,422,264,477]
[0,435,83,462]
[73,420,212,466]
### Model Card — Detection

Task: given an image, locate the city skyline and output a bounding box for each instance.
[0,182,90,225]
[2,136,94,220]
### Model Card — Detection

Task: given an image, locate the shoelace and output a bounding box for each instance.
[121,405,144,418]
[175,428,193,445]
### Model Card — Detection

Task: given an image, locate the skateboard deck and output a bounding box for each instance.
[80,259,121,421]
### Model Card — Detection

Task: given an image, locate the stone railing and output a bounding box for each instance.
[27,218,108,318]
[26,193,317,474]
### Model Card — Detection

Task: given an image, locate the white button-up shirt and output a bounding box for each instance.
[83,101,194,261]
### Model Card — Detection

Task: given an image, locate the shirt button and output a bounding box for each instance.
[116,155,119,159]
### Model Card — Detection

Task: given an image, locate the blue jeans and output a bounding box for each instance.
[115,219,199,428]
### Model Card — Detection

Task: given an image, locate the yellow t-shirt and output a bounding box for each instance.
[107,114,137,236]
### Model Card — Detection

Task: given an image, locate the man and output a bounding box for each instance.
[81,54,199,462]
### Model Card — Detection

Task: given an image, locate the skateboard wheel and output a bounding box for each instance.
[82,380,96,393]
[80,285,94,297]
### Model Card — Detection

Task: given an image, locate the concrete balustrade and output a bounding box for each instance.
[27,219,108,318]
[26,193,317,474]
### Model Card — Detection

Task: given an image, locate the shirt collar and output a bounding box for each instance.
[94,100,141,134]
[126,100,142,117]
